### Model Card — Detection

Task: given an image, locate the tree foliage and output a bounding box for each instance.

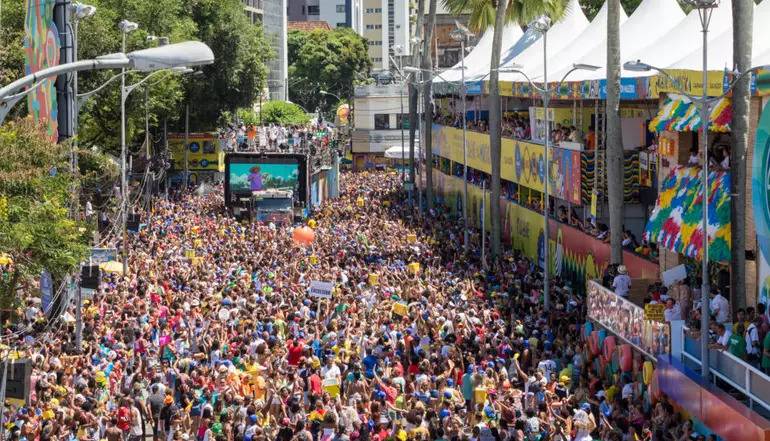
[287,28,371,118]
[0,119,90,311]
[260,101,311,126]
[1,0,271,155]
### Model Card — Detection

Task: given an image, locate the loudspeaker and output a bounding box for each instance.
[5,359,31,404]
[80,265,100,289]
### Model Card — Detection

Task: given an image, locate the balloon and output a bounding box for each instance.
[218,308,230,321]
[620,344,633,372]
[602,336,616,364]
[642,361,654,385]
[308,219,317,229]
[292,227,315,246]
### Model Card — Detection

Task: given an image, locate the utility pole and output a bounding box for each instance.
[184,103,190,188]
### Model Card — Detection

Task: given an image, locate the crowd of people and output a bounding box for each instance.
[1,170,714,441]
[218,123,333,154]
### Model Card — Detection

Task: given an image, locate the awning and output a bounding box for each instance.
[648,94,732,133]
[384,144,422,159]
[644,166,731,262]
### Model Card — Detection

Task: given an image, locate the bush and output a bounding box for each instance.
[261,101,310,126]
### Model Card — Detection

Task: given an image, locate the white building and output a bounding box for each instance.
[362,0,410,71]
[351,83,416,169]
[288,0,364,35]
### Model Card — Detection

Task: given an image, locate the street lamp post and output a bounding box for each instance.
[119,19,139,276]
[498,15,599,311]
[451,22,474,253]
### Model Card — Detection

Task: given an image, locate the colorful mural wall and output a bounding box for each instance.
[435,171,660,293]
[752,101,770,306]
[24,0,60,140]
[644,166,731,262]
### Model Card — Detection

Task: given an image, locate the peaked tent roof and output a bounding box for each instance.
[669,0,769,71]
[497,0,590,82]
[604,0,733,79]
[437,23,524,84]
[517,1,628,83]
[549,0,686,81]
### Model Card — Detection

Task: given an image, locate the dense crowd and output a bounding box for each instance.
[2,171,711,441]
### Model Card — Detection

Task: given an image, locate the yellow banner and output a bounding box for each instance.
[647,69,724,98]
[432,124,546,192]
[169,132,224,172]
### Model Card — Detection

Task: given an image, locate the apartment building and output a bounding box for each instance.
[362,0,410,71]
[287,0,364,34]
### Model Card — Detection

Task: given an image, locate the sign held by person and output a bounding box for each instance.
[309,281,334,299]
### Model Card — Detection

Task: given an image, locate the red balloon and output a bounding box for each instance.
[292,226,315,246]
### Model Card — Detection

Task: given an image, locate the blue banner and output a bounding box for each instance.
[599,78,640,100]
[40,270,53,314]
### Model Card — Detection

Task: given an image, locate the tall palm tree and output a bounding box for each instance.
[730,0,753,310]
[443,0,567,260]
[409,0,427,206]
[423,0,439,211]
[606,0,623,264]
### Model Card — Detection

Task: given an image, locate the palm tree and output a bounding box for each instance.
[443,0,567,260]
[606,0,623,264]
[409,0,427,208]
[423,0,439,212]
[730,0,753,310]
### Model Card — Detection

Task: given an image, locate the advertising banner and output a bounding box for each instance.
[309,281,334,299]
[168,132,225,172]
[432,124,581,203]
[646,69,725,98]
[752,100,770,306]
[24,0,61,140]
[587,281,670,358]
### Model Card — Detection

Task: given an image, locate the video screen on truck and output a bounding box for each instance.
[228,162,299,194]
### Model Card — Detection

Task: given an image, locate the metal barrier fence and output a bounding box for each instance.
[681,329,770,413]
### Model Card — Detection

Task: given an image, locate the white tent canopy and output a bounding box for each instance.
[669,0,770,71]
[498,0,590,82]
[548,0,686,81]
[519,1,627,83]
[438,23,524,84]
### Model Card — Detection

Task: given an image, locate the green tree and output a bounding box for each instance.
[0,119,90,315]
[0,0,28,121]
[185,0,272,130]
[443,0,568,260]
[423,0,438,212]
[287,28,371,117]
[261,101,311,126]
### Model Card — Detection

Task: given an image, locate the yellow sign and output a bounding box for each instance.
[392,302,409,317]
[168,132,225,172]
[644,303,666,322]
[432,124,546,192]
[647,69,724,98]
[368,273,379,286]
[408,262,421,275]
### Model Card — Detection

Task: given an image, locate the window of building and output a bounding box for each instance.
[396,113,410,129]
[374,114,390,130]
[365,24,382,29]
[336,4,345,12]
[365,8,382,13]
[307,5,320,15]
[367,40,382,46]
[301,5,305,14]
[370,57,382,63]
[337,22,348,27]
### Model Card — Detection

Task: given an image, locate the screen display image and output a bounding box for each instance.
[229,162,299,194]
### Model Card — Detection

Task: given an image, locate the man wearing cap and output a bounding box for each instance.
[612,265,631,298]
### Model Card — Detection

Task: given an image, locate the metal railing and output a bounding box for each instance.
[681,328,770,413]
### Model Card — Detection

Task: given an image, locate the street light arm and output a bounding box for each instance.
[124,68,179,96]
[77,70,127,101]
[545,66,584,96]
[0,58,130,102]
[637,63,700,102]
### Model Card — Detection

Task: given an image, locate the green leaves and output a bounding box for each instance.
[287,28,371,118]
[0,120,90,304]
[260,102,311,126]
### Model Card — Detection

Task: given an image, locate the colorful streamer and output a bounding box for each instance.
[644,166,731,262]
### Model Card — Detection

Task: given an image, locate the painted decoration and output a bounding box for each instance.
[649,94,732,133]
[24,0,60,140]
[168,133,225,172]
[752,100,770,306]
[644,166,731,262]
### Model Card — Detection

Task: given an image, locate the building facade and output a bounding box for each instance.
[287,0,364,34]
[242,0,264,25]
[261,0,289,101]
[351,83,415,169]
